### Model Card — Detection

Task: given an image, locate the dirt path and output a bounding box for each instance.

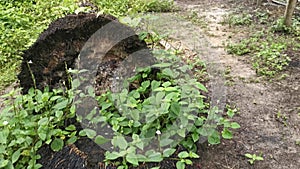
[146,0,300,168]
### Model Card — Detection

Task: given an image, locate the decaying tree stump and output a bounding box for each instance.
[18,13,154,94]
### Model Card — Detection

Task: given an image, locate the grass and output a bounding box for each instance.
[0,0,174,91]
[0,0,80,91]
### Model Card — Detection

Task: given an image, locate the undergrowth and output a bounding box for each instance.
[0,49,240,169]
[225,18,299,77]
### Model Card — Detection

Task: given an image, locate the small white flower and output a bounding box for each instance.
[156,130,161,135]
[3,121,8,126]
[28,60,33,64]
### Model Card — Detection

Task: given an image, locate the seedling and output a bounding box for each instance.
[245,153,264,165]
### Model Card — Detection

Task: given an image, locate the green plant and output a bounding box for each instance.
[0,87,78,169]
[175,151,199,169]
[245,153,264,165]
[276,111,288,126]
[223,13,252,27]
[271,17,300,35]
[92,0,174,18]
[139,31,169,48]
[76,50,240,168]
[252,42,290,77]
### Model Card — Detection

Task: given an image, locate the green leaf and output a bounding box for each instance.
[55,110,63,118]
[192,132,199,142]
[82,129,97,139]
[72,79,80,89]
[101,102,112,110]
[79,130,87,136]
[165,87,178,92]
[184,159,193,165]
[162,81,171,87]
[152,63,172,68]
[105,151,122,160]
[53,99,69,110]
[176,161,185,169]
[0,128,9,144]
[126,153,139,166]
[177,129,186,138]
[112,135,128,150]
[38,132,47,141]
[162,68,176,78]
[162,148,176,157]
[189,152,200,158]
[146,152,163,162]
[230,122,240,129]
[245,153,253,158]
[141,80,150,89]
[151,80,161,90]
[160,138,173,147]
[94,135,109,145]
[222,128,233,139]
[50,138,64,152]
[67,136,77,144]
[156,92,165,105]
[208,131,220,145]
[0,159,9,168]
[256,156,264,160]
[12,149,21,164]
[194,82,208,92]
[38,117,48,126]
[178,151,189,158]
[65,125,76,131]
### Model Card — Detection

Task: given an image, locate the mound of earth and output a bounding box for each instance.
[17,13,163,168]
[18,13,154,94]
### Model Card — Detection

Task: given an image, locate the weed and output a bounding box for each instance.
[226,31,291,77]
[276,111,289,126]
[77,50,240,168]
[0,87,77,168]
[253,42,290,77]
[175,151,199,169]
[222,13,252,27]
[245,153,264,165]
[184,11,208,28]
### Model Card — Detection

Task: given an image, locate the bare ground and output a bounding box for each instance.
[170,0,300,168]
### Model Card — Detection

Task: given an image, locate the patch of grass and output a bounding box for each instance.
[222,13,252,27]
[226,30,293,77]
[253,42,290,77]
[0,0,80,90]
[91,0,174,17]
